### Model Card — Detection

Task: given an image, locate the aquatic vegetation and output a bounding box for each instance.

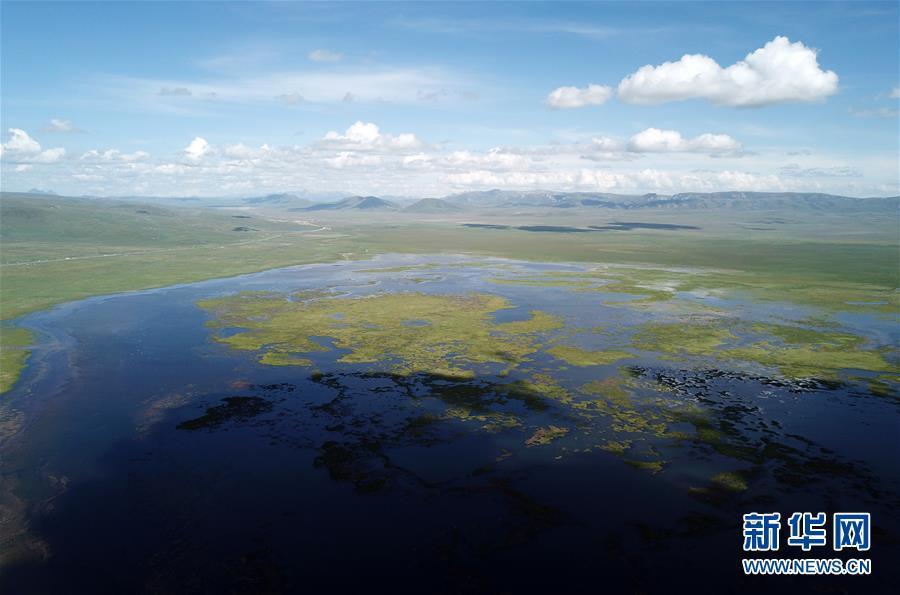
[525,425,569,446]
[0,327,32,394]
[722,323,896,379]
[631,323,736,358]
[505,372,572,406]
[710,470,749,492]
[625,459,664,473]
[200,292,563,378]
[599,440,631,454]
[546,345,633,367]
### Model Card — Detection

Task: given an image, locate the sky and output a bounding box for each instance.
[1,0,898,198]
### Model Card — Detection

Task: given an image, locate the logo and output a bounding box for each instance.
[743,512,781,552]
[833,513,870,552]
[741,511,872,576]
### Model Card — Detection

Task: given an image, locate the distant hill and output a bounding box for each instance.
[6,189,897,214]
[304,195,398,211]
[442,190,899,212]
[243,193,313,209]
[402,198,461,213]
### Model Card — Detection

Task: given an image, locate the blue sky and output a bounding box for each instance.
[1,1,898,197]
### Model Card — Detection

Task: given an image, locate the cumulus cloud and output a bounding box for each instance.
[325,152,382,169]
[81,149,150,162]
[2,128,42,154]
[1,128,66,163]
[223,143,273,159]
[320,121,423,151]
[3,121,895,199]
[444,148,530,170]
[30,147,67,163]
[309,49,343,62]
[891,86,900,99]
[628,128,742,153]
[440,167,785,193]
[184,137,212,161]
[617,36,838,107]
[43,118,82,133]
[545,84,613,109]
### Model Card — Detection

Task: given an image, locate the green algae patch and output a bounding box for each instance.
[199,291,562,378]
[711,470,749,492]
[525,425,569,447]
[0,327,32,394]
[625,459,664,473]
[547,345,633,367]
[631,322,735,357]
[722,323,896,379]
[599,440,631,454]
[494,310,562,334]
[505,373,572,408]
[578,377,632,408]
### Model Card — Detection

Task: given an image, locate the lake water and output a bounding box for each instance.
[1,254,898,593]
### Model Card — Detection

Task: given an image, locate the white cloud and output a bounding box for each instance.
[97,66,469,111]
[1,128,66,164]
[44,118,80,133]
[309,49,343,62]
[546,84,612,109]
[3,123,895,199]
[31,147,66,163]
[444,148,530,170]
[628,128,742,153]
[81,149,150,162]
[2,128,41,154]
[617,36,838,107]
[184,137,212,161]
[223,143,273,160]
[321,122,423,151]
[890,86,900,99]
[441,167,786,193]
[325,152,383,169]
[590,136,625,151]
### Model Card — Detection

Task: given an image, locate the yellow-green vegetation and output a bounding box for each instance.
[546,345,633,367]
[525,425,569,447]
[624,459,664,473]
[0,327,32,394]
[199,291,562,378]
[710,470,749,492]
[599,440,631,454]
[631,322,736,358]
[488,262,899,316]
[505,372,572,407]
[722,323,896,379]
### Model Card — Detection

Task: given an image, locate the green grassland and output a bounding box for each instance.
[1,192,898,393]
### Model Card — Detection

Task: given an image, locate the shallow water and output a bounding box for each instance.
[1,254,898,593]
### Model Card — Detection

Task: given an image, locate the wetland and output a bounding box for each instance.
[0,254,898,593]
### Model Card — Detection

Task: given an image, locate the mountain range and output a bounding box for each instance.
[286,190,899,212]
[9,189,899,213]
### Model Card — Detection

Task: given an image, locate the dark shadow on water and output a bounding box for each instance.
[2,368,898,594]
